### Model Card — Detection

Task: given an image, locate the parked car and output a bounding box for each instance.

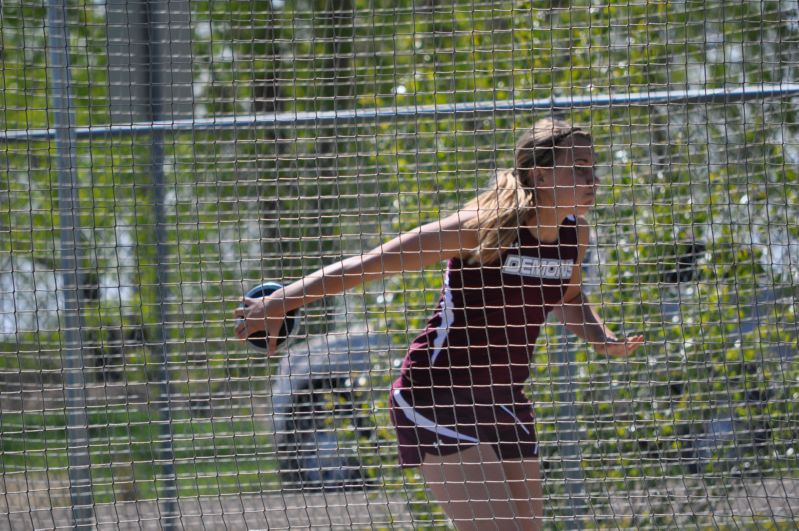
[270,333,392,490]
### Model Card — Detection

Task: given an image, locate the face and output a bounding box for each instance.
[533,134,597,216]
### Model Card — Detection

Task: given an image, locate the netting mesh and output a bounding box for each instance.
[2,1,798,529]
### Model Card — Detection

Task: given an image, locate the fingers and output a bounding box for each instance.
[267,334,278,357]
[232,297,252,320]
[626,335,645,353]
[602,334,645,357]
[233,319,246,339]
[232,297,267,341]
[231,296,286,355]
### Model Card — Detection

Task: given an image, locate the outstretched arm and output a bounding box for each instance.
[553,290,644,356]
[551,217,644,357]
[233,210,479,354]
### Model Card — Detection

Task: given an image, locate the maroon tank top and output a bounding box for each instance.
[396,215,579,405]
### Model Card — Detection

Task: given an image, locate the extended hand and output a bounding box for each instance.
[232,297,285,355]
[592,335,645,357]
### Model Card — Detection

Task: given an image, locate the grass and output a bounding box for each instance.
[0,409,281,503]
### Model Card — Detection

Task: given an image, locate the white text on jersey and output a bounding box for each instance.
[502,255,574,279]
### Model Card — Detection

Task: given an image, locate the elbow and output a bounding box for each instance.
[550,305,567,324]
[557,291,583,313]
[553,292,583,325]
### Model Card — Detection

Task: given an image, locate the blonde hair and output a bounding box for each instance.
[463,118,591,264]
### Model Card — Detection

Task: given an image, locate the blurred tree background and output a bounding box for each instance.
[1,0,798,527]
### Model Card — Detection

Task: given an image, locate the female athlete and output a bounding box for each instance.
[234,118,644,530]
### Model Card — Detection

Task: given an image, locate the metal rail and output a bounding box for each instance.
[4,84,799,142]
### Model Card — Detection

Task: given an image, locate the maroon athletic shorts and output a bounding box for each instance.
[388,385,539,467]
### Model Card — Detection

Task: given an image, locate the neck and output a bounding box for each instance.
[528,206,564,243]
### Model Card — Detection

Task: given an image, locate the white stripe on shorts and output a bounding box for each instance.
[392,389,479,444]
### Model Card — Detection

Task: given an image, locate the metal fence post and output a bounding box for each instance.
[45,1,94,528]
[556,327,587,530]
[144,1,179,528]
